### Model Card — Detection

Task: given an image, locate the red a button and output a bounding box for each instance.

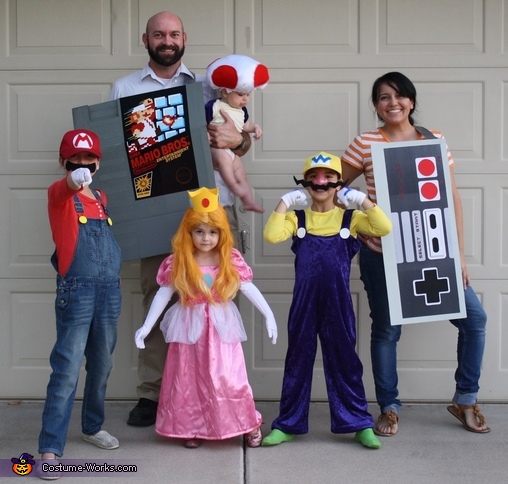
[418,180,440,202]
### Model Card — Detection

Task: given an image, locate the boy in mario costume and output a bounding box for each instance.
[262,151,392,449]
[205,54,269,213]
[38,129,121,479]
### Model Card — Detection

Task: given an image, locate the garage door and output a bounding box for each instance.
[0,0,506,402]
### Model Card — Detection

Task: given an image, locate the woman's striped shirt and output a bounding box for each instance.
[341,127,454,253]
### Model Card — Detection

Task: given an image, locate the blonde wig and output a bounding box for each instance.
[170,204,240,305]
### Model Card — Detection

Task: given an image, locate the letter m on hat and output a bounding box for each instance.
[74,132,94,150]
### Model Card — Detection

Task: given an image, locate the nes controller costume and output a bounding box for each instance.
[372,138,466,325]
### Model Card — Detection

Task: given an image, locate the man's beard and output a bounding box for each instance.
[147,41,185,67]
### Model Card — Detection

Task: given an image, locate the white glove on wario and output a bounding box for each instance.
[135,286,175,349]
[239,282,278,344]
[337,187,367,208]
[70,167,93,188]
[280,189,308,209]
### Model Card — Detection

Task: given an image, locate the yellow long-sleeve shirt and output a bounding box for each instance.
[263,205,392,244]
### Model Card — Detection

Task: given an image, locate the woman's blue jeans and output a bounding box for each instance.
[359,244,487,414]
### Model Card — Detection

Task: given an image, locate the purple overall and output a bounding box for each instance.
[272,209,374,434]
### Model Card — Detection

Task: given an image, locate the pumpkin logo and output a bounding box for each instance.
[11,453,35,476]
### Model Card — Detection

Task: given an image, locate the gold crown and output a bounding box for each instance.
[188,187,219,213]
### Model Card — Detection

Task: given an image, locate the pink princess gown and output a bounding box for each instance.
[155,248,262,440]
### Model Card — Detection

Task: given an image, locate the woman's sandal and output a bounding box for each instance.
[374,410,399,437]
[183,438,202,449]
[244,427,263,448]
[447,404,490,433]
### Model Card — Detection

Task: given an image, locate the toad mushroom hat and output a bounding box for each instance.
[206,54,269,93]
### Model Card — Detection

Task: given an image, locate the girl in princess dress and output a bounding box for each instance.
[135,187,277,449]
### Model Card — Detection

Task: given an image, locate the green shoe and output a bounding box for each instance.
[261,429,294,446]
[354,428,381,449]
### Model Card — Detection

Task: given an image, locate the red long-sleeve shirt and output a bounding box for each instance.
[48,177,109,276]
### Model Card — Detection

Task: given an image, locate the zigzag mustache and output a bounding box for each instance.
[293,176,348,191]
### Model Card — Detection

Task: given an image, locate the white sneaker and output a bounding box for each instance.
[37,457,60,480]
[82,430,119,449]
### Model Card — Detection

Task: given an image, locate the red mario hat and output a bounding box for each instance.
[59,129,102,159]
[206,54,269,93]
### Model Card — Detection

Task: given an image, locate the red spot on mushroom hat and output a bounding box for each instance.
[206,54,269,93]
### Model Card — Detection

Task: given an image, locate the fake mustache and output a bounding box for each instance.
[65,161,97,173]
[293,176,348,191]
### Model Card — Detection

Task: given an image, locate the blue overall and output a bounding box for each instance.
[39,192,122,457]
[272,209,374,434]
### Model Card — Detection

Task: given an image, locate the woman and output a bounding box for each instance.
[341,71,489,436]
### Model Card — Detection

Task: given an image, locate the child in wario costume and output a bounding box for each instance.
[262,151,392,448]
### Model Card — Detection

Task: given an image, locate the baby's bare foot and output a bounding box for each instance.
[242,201,265,213]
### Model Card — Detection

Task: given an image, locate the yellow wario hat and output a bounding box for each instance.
[188,187,219,213]
[302,151,342,177]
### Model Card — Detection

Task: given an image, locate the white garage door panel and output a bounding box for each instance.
[253,0,358,56]
[0,277,144,399]
[5,0,112,69]
[0,278,56,399]
[378,0,484,54]
[257,81,359,159]
[0,175,60,279]
[457,175,508,280]
[13,0,110,50]
[416,82,484,160]
[0,72,110,172]
[1,0,507,401]
[502,81,508,161]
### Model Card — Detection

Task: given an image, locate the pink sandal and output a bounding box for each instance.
[183,438,202,449]
[244,427,262,448]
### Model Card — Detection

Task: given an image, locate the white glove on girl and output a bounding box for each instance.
[280,189,308,209]
[135,285,175,349]
[337,187,367,207]
[239,282,278,344]
[70,167,93,188]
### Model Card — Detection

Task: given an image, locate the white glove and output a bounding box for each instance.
[337,187,367,207]
[70,167,93,188]
[135,285,175,349]
[240,282,278,344]
[280,189,308,209]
